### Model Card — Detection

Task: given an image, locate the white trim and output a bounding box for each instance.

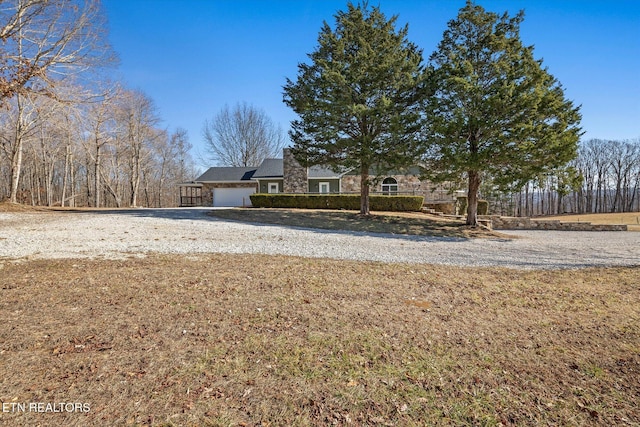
[196,181,256,185]
[319,182,330,193]
[382,177,398,195]
[268,182,279,193]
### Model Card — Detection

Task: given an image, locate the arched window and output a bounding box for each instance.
[381,177,398,195]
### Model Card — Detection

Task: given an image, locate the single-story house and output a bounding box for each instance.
[179,148,459,207]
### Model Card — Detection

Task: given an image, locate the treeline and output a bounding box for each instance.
[1,86,196,207]
[485,138,640,216]
[0,0,197,208]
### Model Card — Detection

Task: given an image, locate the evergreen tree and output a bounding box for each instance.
[424,1,582,226]
[283,2,430,215]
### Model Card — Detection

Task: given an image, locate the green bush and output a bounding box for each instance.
[456,196,467,215]
[477,200,489,215]
[249,194,424,212]
[370,195,424,211]
[456,196,489,215]
[425,202,456,215]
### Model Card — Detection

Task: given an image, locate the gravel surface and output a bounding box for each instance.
[0,208,638,269]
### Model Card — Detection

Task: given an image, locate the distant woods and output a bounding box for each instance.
[486,138,640,216]
[0,0,197,207]
[0,85,197,207]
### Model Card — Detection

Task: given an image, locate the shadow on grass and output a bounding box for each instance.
[206,208,498,239]
[40,206,504,239]
[48,206,216,221]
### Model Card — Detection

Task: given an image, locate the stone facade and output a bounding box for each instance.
[341,173,457,202]
[480,215,628,231]
[282,149,308,193]
[340,175,360,193]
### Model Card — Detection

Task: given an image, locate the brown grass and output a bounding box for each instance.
[543,212,640,231]
[0,201,50,213]
[1,254,638,426]
[207,208,503,238]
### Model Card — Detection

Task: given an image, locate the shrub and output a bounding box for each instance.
[456,196,467,215]
[456,196,489,215]
[425,202,456,215]
[249,194,423,212]
[477,200,489,215]
[370,195,424,211]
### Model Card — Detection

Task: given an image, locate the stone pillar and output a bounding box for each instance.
[282,148,307,193]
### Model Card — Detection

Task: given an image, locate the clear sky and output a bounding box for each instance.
[102,0,640,166]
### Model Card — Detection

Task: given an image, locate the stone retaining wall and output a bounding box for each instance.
[479,215,627,231]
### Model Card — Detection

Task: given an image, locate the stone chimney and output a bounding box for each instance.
[282,148,307,193]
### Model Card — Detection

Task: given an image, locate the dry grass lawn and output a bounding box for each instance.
[0,202,49,213]
[1,254,638,426]
[543,212,640,231]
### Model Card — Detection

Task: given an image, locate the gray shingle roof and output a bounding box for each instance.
[195,167,257,182]
[308,165,348,179]
[252,159,283,178]
[195,158,361,182]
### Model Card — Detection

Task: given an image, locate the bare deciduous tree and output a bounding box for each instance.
[1,82,198,208]
[169,127,194,184]
[115,89,161,207]
[500,138,640,216]
[82,90,117,207]
[0,0,116,101]
[1,0,116,203]
[203,102,285,167]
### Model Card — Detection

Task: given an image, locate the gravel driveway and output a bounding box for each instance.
[1,208,638,269]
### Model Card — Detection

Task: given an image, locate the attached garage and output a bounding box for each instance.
[212,187,256,207]
[181,167,258,207]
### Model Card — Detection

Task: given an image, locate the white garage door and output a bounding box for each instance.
[212,188,255,207]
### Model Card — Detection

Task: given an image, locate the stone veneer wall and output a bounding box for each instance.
[340,175,360,193]
[479,215,628,231]
[341,174,454,202]
[283,148,308,193]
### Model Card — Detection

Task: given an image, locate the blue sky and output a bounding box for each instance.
[102,0,640,165]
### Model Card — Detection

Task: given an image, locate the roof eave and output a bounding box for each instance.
[195,180,257,184]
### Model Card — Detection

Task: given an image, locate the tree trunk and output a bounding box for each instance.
[158,177,164,208]
[61,143,70,207]
[466,170,481,227]
[557,193,563,214]
[9,137,24,204]
[69,151,76,207]
[360,165,370,215]
[85,156,92,207]
[94,142,101,208]
[130,144,141,208]
[130,169,139,207]
[142,171,150,208]
[9,94,25,204]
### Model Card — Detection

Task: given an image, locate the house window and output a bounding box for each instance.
[381,177,398,195]
[268,183,279,194]
[319,182,330,193]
